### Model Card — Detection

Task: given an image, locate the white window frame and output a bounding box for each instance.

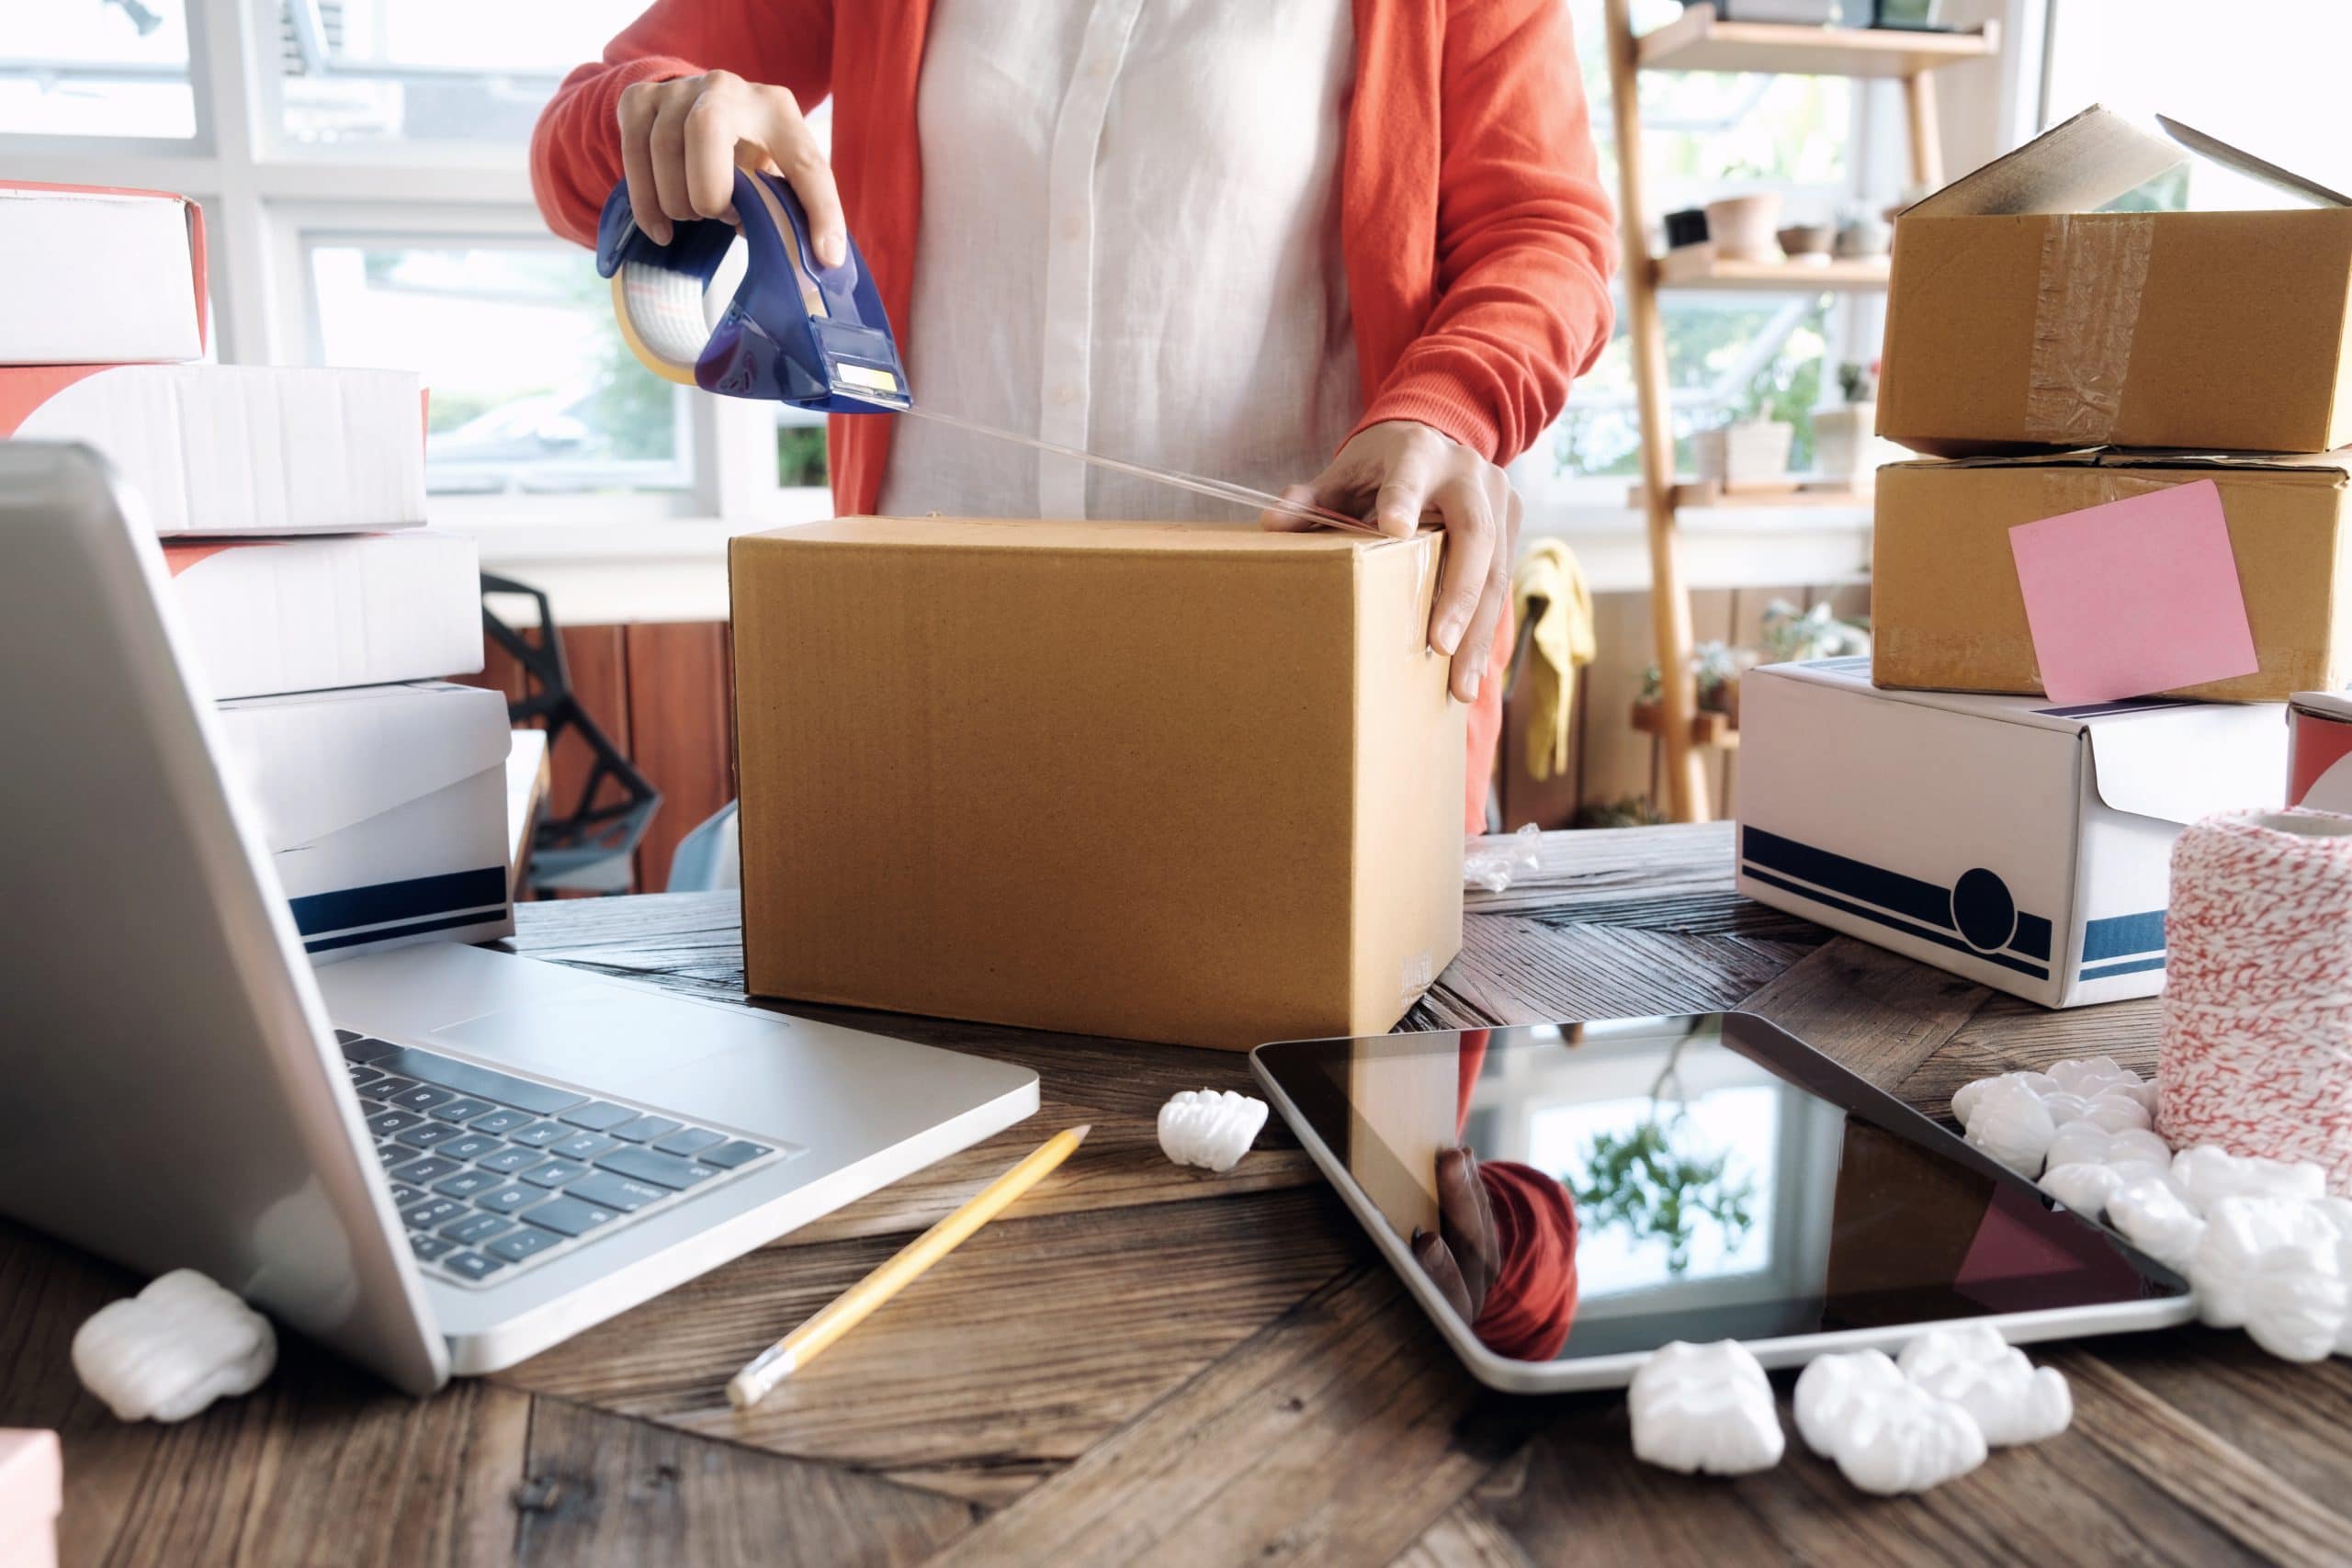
[1,0,832,540]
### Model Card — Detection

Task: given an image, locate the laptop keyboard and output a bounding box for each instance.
[336,1030,789,1289]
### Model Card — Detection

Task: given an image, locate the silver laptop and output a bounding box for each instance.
[0,443,1039,1392]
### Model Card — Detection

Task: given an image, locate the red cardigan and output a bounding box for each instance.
[531,0,1616,827]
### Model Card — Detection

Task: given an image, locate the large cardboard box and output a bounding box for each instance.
[0,183,206,364]
[1873,450,2352,702]
[1736,659,2286,1007]
[0,365,425,535]
[212,682,514,957]
[1879,107,2352,457]
[730,517,1465,1049]
[162,531,481,699]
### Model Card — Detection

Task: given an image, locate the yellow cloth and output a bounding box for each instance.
[1510,539,1595,783]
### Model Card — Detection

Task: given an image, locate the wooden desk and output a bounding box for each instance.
[6,825,2347,1566]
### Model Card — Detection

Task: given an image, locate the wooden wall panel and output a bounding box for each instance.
[623,622,735,894]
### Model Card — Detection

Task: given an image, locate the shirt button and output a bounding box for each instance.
[1060,215,1084,242]
[1051,383,1080,407]
[1086,55,1114,81]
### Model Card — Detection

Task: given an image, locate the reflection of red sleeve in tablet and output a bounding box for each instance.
[1473,1160,1580,1361]
[1456,1029,1490,1138]
[1454,1031,1579,1359]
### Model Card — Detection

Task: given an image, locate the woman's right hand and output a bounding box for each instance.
[615,70,845,265]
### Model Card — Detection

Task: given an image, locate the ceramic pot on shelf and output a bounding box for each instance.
[1812,402,1879,485]
[1777,223,1835,265]
[1693,419,1795,489]
[1703,194,1784,265]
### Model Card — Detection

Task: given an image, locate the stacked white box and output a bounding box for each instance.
[2,182,509,954]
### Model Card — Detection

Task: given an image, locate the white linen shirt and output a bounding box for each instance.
[876,0,1362,522]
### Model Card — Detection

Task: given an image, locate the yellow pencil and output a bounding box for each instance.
[727,1123,1091,1408]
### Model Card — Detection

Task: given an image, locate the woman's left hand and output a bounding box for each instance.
[1262,421,1521,703]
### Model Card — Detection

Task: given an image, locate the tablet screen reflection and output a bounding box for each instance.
[1258,1017,2168,1362]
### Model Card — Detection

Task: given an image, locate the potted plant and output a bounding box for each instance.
[1812,359,1879,483]
[1693,416,1794,488]
[1762,598,1871,664]
[1567,1027,1758,1278]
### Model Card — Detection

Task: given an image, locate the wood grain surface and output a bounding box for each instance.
[5,824,2341,1567]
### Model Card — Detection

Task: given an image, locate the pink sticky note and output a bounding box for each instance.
[2007,479,2258,705]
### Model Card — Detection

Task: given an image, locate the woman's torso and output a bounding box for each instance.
[876,0,1362,521]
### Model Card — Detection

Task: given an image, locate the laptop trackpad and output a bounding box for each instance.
[427,987,773,1094]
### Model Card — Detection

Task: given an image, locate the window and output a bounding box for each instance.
[270,0,648,152]
[2042,0,2352,213]
[1544,0,1886,494]
[0,0,198,140]
[307,239,691,494]
[2,0,832,532]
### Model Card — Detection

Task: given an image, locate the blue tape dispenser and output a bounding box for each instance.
[595,167,910,413]
[594,168,1379,533]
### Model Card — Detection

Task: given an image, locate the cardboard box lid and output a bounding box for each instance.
[1754,658,2281,824]
[213,681,511,852]
[1907,106,2348,220]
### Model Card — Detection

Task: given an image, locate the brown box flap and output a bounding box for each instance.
[1906,106,2349,220]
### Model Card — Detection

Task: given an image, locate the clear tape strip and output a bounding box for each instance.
[2023,213,2154,446]
[612,252,1381,536]
[899,406,1382,536]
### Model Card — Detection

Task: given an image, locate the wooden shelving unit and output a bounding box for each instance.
[1601,0,1996,822]
[1652,251,1891,289]
[1631,701,1740,750]
[1630,478,1876,511]
[1635,4,1998,77]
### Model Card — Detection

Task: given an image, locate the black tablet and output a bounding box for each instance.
[1252,1013,2192,1392]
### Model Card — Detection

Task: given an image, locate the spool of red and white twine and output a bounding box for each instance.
[2159,808,2352,1193]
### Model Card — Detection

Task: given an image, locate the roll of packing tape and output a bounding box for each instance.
[610,227,749,385]
[2158,807,2352,1192]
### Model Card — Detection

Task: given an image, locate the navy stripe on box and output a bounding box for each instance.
[2011,913,2053,962]
[2034,698,2194,719]
[288,866,510,941]
[1740,864,2052,981]
[2080,955,2168,982]
[1740,827,1956,931]
[2082,909,2165,963]
[305,908,507,954]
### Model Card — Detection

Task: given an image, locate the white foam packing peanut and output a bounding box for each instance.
[1156,1089,1268,1174]
[1792,1349,1986,1495]
[1626,1339,1785,1476]
[2190,1196,2349,1362]
[1951,1057,2155,1179]
[2039,1124,2174,1220]
[1896,1325,2072,1447]
[72,1269,276,1423]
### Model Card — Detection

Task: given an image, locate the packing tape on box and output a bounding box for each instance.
[2023,213,2154,446]
[2158,807,2352,1194]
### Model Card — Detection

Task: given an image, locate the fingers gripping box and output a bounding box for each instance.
[1736,659,2286,1007]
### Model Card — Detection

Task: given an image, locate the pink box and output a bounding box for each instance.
[0,1431,60,1568]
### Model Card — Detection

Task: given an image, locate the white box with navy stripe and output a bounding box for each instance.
[1734,658,2288,1008]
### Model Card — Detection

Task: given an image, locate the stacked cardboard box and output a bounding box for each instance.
[1736,109,2332,1006]
[1,182,512,955]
